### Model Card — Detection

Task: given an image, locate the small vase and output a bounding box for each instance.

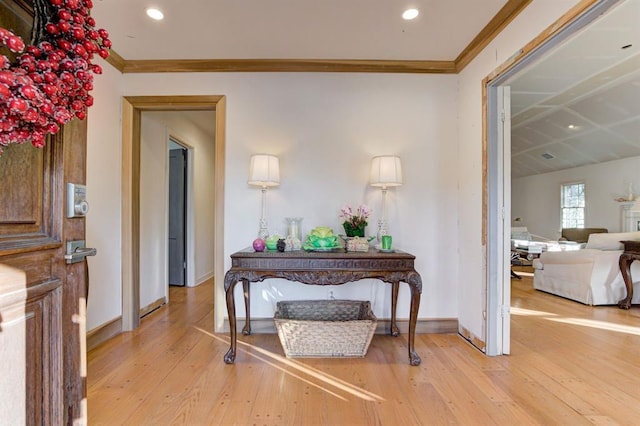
[343,222,366,237]
[285,217,303,241]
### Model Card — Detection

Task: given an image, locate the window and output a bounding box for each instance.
[561,182,585,228]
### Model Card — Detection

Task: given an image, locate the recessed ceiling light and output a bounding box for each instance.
[146,8,164,20]
[567,124,579,130]
[402,8,419,20]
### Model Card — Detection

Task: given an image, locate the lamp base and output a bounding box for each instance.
[376,219,388,242]
[257,219,269,240]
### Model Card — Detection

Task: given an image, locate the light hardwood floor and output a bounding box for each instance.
[87,271,640,425]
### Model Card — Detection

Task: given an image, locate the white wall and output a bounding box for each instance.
[512,156,640,239]
[86,58,124,331]
[87,73,217,330]
[457,0,581,341]
[141,111,217,292]
[85,1,588,337]
[121,73,459,329]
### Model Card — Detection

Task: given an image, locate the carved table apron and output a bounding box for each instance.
[223,248,423,366]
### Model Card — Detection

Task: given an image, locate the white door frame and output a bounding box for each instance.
[485,86,511,355]
[484,0,622,355]
[121,95,226,331]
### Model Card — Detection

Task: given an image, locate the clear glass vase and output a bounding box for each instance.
[285,217,303,241]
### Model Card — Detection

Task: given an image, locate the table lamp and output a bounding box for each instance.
[370,155,402,241]
[248,154,280,239]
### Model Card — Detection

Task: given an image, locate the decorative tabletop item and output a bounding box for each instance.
[252,238,266,252]
[345,236,371,252]
[303,226,340,251]
[247,154,280,239]
[370,156,403,242]
[283,236,302,251]
[340,204,371,237]
[265,233,282,250]
[285,217,303,241]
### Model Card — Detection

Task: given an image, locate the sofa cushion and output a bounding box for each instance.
[585,231,640,250]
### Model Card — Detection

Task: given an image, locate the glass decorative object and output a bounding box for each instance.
[285,217,303,241]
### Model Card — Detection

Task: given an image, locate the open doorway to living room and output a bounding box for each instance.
[486,0,639,353]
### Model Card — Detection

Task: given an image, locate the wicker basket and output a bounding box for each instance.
[274,300,377,358]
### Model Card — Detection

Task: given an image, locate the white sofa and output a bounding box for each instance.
[532,231,640,305]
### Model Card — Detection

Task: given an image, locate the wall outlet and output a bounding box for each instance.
[327,290,334,300]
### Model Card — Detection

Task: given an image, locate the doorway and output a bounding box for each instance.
[121,95,226,331]
[484,0,624,354]
[168,139,188,287]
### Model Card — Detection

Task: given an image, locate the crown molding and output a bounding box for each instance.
[455,0,532,72]
[105,49,126,73]
[119,58,456,74]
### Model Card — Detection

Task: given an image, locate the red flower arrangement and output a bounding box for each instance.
[0,0,110,153]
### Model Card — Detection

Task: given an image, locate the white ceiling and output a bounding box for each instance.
[508,0,640,178]
[91,0,640,179]
[91,0,508,61]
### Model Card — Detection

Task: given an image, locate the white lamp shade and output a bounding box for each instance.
[631,199,640,212]
[370,156,403,188]
[248,154,280,187]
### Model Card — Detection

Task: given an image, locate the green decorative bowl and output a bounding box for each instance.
[308,235,338,248]
[265,234,281,250]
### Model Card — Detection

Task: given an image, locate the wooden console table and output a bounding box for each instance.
[223,247,423,365]
[618,240,640,309]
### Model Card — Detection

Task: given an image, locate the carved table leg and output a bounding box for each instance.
[223,273,238,364]
[242,279,251,335]
[618,254,634,310]
[390,281,400,336]
[408,290,422,366]
[407,273,422,366]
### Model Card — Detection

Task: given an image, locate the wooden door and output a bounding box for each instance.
[0,121,88,424]
[0,3,88,423]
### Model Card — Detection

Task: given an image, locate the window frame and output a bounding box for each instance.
[561,181,586,229]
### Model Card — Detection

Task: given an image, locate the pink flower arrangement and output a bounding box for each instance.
[340,204,371,230]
